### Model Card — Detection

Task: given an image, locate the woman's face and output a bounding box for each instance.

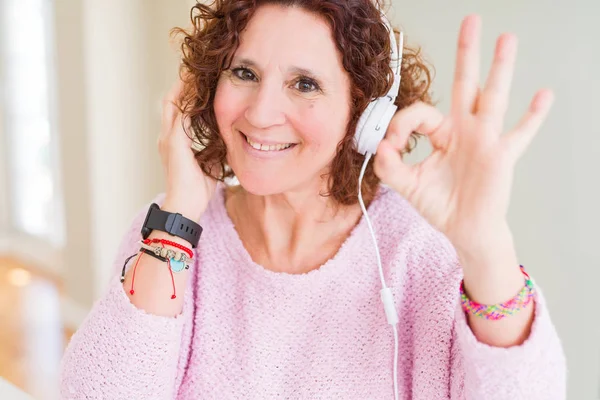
[214,4,352,196]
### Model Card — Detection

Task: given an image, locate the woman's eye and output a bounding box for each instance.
[231,67,320,93]
[295,78,320,93]
[232,67,256,81]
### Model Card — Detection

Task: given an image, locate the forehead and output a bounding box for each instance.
[234,5,346,80]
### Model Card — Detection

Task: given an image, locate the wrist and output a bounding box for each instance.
[142,200,204,249]
[457,239,524,305]
[449,221,527,305]
[161,199,204,222]
[451,220,514,262]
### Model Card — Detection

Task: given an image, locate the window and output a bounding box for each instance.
[0,0,65,247]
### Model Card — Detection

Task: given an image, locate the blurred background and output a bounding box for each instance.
[0,0,597,399]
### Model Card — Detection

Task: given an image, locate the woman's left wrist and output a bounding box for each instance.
[449,219,514,260]
[453,223,526,305]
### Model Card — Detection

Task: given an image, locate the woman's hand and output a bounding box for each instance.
[159,78,217,220]
[374,15,554,256]
[374,15,549,345]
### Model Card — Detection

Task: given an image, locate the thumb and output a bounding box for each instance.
[374,139,417,198]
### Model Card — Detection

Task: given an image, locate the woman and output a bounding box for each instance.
[59,0,566,399]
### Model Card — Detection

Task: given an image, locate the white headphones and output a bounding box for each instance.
[354,11,404,156]
[353,6,403,400]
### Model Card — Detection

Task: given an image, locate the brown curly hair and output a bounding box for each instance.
[172,0,434,206]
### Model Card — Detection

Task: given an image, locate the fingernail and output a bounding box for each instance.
[466,15,481,34]
[499,34,517,58]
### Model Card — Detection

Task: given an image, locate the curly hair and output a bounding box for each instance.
[172,0,434,206]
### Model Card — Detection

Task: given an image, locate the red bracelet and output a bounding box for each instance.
[142,238,193,259]
[123,239,194,301]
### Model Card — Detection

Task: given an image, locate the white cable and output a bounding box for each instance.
[358,153,399,400]
[358,153,385,288]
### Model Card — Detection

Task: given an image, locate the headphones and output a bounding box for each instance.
[353,6,403,400]
[354,10,404,156]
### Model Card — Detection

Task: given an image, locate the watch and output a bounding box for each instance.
[141,203,202,248]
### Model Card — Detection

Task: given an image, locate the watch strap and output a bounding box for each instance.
[141,203,202,248]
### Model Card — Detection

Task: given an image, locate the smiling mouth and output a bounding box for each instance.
[241,132,297,152]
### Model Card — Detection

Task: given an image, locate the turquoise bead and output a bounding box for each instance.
[170,259,186,273]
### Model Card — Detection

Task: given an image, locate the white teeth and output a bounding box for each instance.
[244,134,293,152]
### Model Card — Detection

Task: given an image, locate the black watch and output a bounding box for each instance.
[141,203,202,248]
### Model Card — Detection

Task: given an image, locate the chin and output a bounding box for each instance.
[233,170,290,196]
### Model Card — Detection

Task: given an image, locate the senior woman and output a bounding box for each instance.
[59,0,566,399]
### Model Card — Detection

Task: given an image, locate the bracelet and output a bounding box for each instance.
[138,240,191,269]
[139,247,169,262]
[142,238,193,259]
[460,265,535,321]
[120,246,189,300]
[120,253,138,283]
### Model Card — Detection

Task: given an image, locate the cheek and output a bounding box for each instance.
[295,104,348,154]
[213,81,241,145]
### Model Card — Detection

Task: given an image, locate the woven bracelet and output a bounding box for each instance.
[460,265,536,321]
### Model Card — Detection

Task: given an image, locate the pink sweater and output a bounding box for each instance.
[59,183,566,399]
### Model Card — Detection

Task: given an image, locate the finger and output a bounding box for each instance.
[173,109,194,144]
[161,79,185,135]
[451,15,482,115]
[478,34,518,124]
[383,101,446,152]
[374,139,417,198]
[503,89,554,159]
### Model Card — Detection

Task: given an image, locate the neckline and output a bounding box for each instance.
[211,182,388,285]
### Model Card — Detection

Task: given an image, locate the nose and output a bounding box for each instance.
[243,81,286,129]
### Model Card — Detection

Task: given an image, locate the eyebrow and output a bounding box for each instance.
[232,57,325,82]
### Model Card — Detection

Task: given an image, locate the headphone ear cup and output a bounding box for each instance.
[355,100,378,154]
[355,98,398,156]
[354,20,403,156]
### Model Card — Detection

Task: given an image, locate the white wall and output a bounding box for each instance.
[0,84,7,245]
[0,4,10,248]
[391,1,600,399]
[82,0,192,298]
[51,0,190,317]
[82,0,158,298]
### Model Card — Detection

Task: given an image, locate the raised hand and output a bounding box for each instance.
[374,15,554,255]
[159,78,217,220]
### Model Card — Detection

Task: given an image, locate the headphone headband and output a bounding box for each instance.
[354,6,404,155]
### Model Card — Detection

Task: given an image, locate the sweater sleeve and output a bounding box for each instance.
[59,196,196,399]
[449,279,567,399]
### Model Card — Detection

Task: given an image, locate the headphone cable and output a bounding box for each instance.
[358,153,400,400]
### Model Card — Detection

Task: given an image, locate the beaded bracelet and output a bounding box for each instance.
[141,238,193,260]
[139,247,168,263]
[460,265,535,321]
[138,241,191,271]
[120,245,191,300]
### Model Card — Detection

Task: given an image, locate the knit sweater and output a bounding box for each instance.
[59,183,566,400]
